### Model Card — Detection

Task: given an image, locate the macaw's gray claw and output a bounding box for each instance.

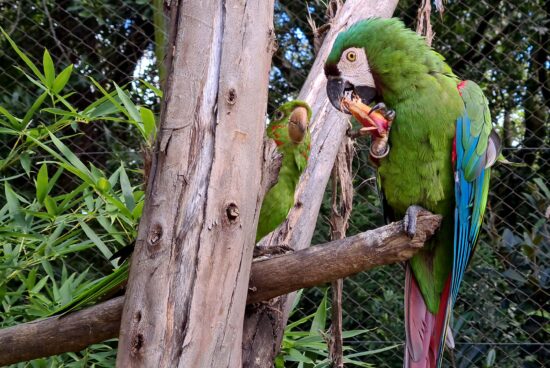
[368,102,396,123]
[384,109,396,122]
[368,102,387,115]
[403,205,426,238]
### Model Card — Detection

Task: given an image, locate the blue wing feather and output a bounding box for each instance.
[451,82,496,302]
[437,81,500,367]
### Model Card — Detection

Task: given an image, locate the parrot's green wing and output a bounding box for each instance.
[255,173,296,242]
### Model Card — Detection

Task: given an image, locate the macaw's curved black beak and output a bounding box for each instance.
[326,76,378,113]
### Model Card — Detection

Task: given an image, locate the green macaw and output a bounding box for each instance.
[324,18,501,367]
[50,101,311,315]
[256,100,311,242]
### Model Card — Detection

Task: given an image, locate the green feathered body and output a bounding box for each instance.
[256,101,311,242]
[328,19,463,313]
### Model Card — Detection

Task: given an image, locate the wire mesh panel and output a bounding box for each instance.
[0,0,548,367]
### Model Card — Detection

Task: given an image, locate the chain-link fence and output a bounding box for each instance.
[0,0,548,367]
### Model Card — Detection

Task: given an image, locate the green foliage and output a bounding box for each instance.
[277,290,398,367]
[0,31,158,366]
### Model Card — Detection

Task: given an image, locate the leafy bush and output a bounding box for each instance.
[277,290,398,368]
[0,30,157,366]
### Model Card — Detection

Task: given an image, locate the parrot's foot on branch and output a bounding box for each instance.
[403,205,428,238]
[253,244,293,258]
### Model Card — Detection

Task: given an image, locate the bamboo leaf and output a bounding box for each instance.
[4,182,25,227]
[119,164,135,211]
[344,344,400,358]
[22,91,48,125]
[44,195,58,216]
[36,164,49,204]
[79,220,113,260]
[286,348,314,364]
[0,106,21,129]
[1,27,47,85]
[52,64,73,93]
[47,131,94,181]
[140,79,163,97]
[31,276,50,294]
[310,289,327,335]
[115,84,141,122]
[43,49,55,88]
[20,152,31,176]
[140,106,156,140]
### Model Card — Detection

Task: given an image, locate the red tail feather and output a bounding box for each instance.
[404,266,453,368]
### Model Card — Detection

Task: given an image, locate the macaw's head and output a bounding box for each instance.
[268,100,312,146]
[324,17,447,112]
[325,44,379,112]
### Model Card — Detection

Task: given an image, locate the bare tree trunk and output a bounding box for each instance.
[0,213,442,366]
[242,1,399,366]
[116,1,275,367]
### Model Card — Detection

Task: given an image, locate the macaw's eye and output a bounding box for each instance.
[273,110,284,121]
[346,50,357,62]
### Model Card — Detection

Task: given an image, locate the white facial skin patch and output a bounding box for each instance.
[337,47,375,89]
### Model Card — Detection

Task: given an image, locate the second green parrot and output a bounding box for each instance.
[256,100,311,242]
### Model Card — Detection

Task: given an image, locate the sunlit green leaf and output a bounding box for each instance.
[44,195,58,216]
[140,79,163,97]
[140,106,156,140]
[52,64,73,93]
[43,49,55,88]
[310,289,327,335]
[20,152,31,176]
[115,84,141,122]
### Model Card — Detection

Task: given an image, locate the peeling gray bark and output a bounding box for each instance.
[116,1,276,367]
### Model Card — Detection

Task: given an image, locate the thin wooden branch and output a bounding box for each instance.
[0,214,441,366]
[247,213,441,304]
[0,296,124,367]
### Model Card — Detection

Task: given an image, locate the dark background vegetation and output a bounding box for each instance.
[0,0,548,367]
